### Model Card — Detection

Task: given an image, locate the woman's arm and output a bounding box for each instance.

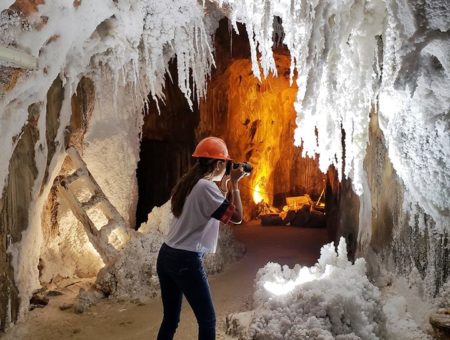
[229,166,245,224]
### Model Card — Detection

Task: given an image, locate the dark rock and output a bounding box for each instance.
[291,206,311,226]
[305,209,325,228]
[260,214,284,226]
[1,102,41,330]
[30,294,49,306]
[282,210,296,225]
[46,290,63,297]
[430,309,450,340]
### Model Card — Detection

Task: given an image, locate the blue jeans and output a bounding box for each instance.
[156,243,216,340]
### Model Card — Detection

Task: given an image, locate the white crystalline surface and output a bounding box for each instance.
[138,200,174,236]
[217,0,450,234]
[252,238,383,339]
[379,18,450,232]
[227,238,430,340]
[39,208,105,285]
[0,0,215,195]
[95,201,176,298]
[0,10,25,47]
[219,0,386,196]
[382,296,432,340]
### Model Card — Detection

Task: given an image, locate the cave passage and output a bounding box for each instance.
[136,139,193,227]
[136,19,338,236]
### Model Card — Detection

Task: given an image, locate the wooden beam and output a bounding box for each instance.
[0,45,38,69]
[57,182,99,238]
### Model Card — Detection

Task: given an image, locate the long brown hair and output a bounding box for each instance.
[171,157,219,217]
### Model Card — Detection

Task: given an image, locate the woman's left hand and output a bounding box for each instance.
[230,164,246,183]
[219,175,230,192]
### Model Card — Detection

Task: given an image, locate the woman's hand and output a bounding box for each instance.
[229,165,244,224]
[219,175,230,193]
[230,164,246,183]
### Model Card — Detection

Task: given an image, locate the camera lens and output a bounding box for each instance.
[242,162,252,173]
[226,161,253,174]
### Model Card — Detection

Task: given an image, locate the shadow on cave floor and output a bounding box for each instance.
[2,221,328,340]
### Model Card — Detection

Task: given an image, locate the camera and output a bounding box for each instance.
[225,161,253,176]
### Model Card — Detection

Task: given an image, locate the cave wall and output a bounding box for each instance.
[326,171,360,260]
[0,103,40,331]
[0,76,64,331]
[333,109,450,298]
[136,61,199,227]
[81,73,143,229]
[1,0,216,328]
[365,111,449,297]
[0,68,146,330]
[330,0,450,299]
[39,68,146,283]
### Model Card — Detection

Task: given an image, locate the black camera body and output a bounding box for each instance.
[225,161,253,176]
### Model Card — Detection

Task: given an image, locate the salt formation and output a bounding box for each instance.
[382,295,433,340]
[227,238,431,340]
[215,0,449,317]
[379,3,450,232]
[218,0,450,237]
[96,201,245,299]
[219,0,385,195]
[39,207,105,284]
[1,0,217,319]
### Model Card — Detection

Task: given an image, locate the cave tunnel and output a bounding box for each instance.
[2,1,449,339]
[136,19,341,247]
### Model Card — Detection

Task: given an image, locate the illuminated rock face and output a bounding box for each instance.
[199,52,326,219]
[39,76,106,286]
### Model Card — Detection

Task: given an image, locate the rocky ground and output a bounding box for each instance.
[2,222,328,340]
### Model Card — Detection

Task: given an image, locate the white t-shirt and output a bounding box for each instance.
[165,178,234,253]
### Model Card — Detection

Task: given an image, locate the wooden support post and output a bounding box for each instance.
[57,182,98,238]
[0,45,38,69]
[57,147,132,259]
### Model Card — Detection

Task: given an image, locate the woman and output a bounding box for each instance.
[156,137,245,340]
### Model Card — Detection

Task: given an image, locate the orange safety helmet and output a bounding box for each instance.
[192,137,232,160]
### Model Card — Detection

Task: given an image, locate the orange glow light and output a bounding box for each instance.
[253,184,264,204]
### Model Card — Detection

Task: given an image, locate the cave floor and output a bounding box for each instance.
[3,221,329,340]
